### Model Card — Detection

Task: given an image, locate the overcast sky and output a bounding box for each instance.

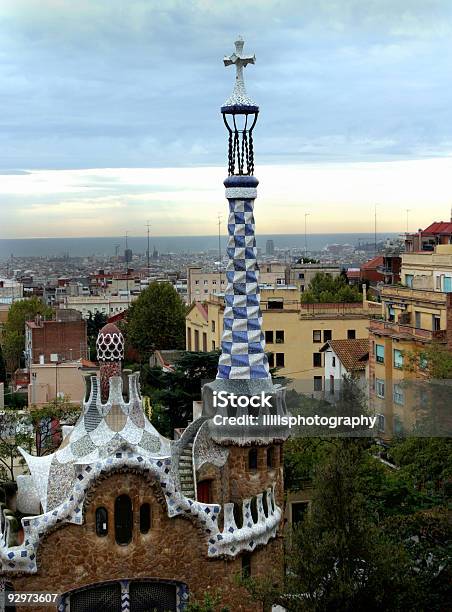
[1,0,452,238]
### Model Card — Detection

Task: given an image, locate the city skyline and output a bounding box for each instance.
[1,1,452,237]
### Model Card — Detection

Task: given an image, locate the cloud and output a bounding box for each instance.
[0,1,451,237]
[1,160,452,238]
[0,170,30,175]
[0,0,451,173]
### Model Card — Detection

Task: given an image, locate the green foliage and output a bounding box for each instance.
[2,297,52,374]
[4,391,28,410]
[382,509,452,611]
[404,341,452,379]
[297,257,319,264]
[2,330,25,375]
[126,282,187,360]
[0,398,81,484]
[29,398,81,456]
[284,437,330,491]
[140,350,219,434]
[0,410,33,482]
[277,440,417,612]
[388,438,452,497]
[274,373,451,611]
[86,311,108,338]
[301,272,362,303]
[0,343,6,383]
[86,312,108,359]
[185,590,230,612]
[4,297,52,336]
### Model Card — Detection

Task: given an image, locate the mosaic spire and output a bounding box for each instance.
[217,38,270,381]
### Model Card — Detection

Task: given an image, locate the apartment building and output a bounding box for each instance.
[59,295,138,318]
[402,244,452,291]
[186,287,377,389]
[368,285,452,438]
[287,263,341,294]
[28,359,98,407]
[0,279,23,304]
[90,271,149,297]
[187,263,287,303]
[404,220,452,253]
[25,310,88,366]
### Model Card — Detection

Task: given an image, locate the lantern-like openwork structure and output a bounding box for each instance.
[221,36,259,176]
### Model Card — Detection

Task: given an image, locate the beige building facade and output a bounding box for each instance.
[59,295,138,318]
[186,287,378,390]
[187,264,287,303]
[402,244,452,292]
[28,361,99,407]
[368,285,452,438]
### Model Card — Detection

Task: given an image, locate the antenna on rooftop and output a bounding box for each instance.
[146,221,151,278]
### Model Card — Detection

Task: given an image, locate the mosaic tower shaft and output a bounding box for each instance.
[217,37,270,381]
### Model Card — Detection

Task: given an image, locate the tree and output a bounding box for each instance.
[0,410,33,482]
[300,272,362,304]
[139,350,220,435]
[0,343,6,383]
[388,438,452,499]
[247,371,452,611]
[249,440,418,611]
[185,590,230,612]
[126,282,186,360]
[2,330,24,376]
[29,398,80,456]
[86,311,108,339]
[0,400,81,484]
[1,297,52,375]
[404,341,452,379]
[86,311,108,360]
[3,297,52,336]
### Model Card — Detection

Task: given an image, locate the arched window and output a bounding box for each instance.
[250,497,258,523]
[115,494,133,545]
[266,446,275,469]
[95,507,108,537]
[197,480,212,504]
[248,448,258,470]
[139,503,151,534]
[233,502,243,528]
[262,491,268,517]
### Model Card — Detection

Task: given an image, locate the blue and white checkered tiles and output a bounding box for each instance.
[217,196,270,380]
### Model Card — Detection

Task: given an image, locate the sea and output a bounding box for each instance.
[0,233,399,259]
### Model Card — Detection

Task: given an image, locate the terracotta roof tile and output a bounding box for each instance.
[361,256,384,270]
[327,338,369,371]
[422,221,452,235]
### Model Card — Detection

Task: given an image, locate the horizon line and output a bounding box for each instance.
[0,231,402,241]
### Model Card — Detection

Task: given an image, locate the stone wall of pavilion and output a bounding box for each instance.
[9,471,284,612]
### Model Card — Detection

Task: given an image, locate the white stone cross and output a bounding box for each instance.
[223,36,256,107]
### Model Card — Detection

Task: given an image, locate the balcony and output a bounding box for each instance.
[370,318,447,342]
[376,266,396,275]
[380,285,447,306]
